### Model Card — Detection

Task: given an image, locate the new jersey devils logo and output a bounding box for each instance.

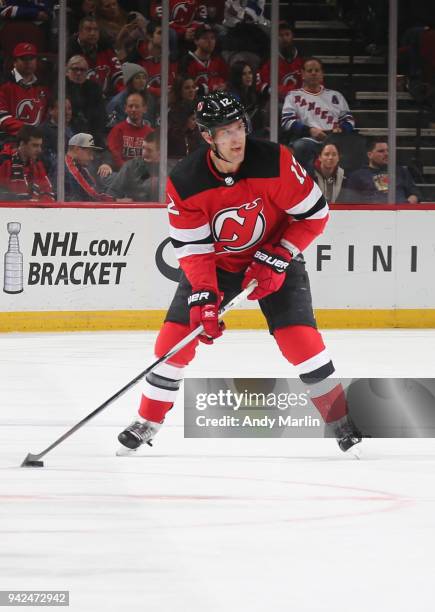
[212,199,265,253]
[283,72,299,87]
[16,99,42,125]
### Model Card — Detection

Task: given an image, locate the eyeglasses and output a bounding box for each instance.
[70,67,87,73]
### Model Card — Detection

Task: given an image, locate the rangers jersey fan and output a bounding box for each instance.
[167,137,328,290]
[281,85,355,133]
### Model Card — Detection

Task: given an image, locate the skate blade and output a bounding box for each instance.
[116,446,139,457]
[349,444,363,460]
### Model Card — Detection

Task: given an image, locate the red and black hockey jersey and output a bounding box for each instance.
[67,37,123,97]
[107,119,154,169]
[0,143,54,201]
[258,52,304,99]
[0,72,49,136]
[150,0,202,37]
[137,55,177,97]
[180,51,229,94]
[167,138,329,292]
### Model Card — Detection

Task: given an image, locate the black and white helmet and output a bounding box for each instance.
[195,91,250,134]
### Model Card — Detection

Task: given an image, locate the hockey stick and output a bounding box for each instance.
[21,280,257,467]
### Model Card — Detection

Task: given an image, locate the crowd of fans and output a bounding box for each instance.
[0,0,430,203]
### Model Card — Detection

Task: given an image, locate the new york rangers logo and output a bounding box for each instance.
[212,198,265,252]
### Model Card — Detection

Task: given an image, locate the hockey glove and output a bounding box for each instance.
[188,289,225,344]
[242,245,292,300]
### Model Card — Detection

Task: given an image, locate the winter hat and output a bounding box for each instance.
[121,62,147,85]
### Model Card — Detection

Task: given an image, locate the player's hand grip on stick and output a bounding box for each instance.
[188,289,224,344]
[242,245,292,300]
[20,279,257,468]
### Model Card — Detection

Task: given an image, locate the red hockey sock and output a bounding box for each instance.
[138,322,199,423]
[274,325,326,367]
[273,325,347,423]
[309,381,348,423]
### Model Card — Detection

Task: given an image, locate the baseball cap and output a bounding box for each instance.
[13,42,38,58]
[194,23,215,40]
[68,133,102,149]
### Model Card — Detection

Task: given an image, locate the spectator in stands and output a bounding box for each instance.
[169,74,198,109]
[168,106,202,158]
[41,97,75,184]
[179,24,229,95]
[346,139,422,203]
[95,0,128,47]
[150,0,201,54]
[167,75,200,157]
[0,0,51,22]
[65,132,113,202]
[68,0,97,35]
[65,55,108,148]
[313,142,346,203]
[107,129,160,201]
[107,92,154,169]
[258,21,303,101]
[0,125,54,201]
[281,57,355,175]
[114,10,149,62]
[221,0,270,69]
[67,15,123,97]
[135,21,177,98]
[106,62,154,127]
[0,43,50,139]
[227,61,267,136]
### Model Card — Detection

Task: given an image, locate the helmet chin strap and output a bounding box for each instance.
[208,130,231,164]
[209,134,232,164]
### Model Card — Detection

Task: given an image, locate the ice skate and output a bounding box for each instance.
[117,417,162,451]
[328,414,363,454]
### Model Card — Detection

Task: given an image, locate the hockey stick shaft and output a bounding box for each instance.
[21,280,257,465]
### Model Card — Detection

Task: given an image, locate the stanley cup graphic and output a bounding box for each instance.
[4,222,23,294]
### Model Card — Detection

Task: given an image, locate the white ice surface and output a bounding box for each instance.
[1,329,435,611]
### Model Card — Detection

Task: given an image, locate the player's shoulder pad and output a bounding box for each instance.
[169,144,212,200]
[240,137,281,179]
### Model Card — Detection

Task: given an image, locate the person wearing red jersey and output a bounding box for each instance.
[258,21,304,100]
[118,91,363,454]
[179,24,229,94]
[107,92,154,169]
[0,125,54,202]
[150,0,202,45]
[136,21,177,98]
[0,43,50,138]
[67,15,123,97]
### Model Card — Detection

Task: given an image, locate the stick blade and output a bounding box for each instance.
[21,453,44,468]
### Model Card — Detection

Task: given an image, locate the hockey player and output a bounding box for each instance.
[118,91,362,453]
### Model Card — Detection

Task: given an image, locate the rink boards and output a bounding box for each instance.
[1,204,435,331]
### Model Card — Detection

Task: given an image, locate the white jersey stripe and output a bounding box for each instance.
[153,360,185,381]
[280,239,300,257]
[143,380,179,403]
[174,243,215,259]
[285,182,324,216]
[295,348,331,375]
[169,222,211,243]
